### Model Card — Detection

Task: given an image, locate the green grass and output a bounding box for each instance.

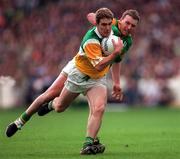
[0,106,180,159]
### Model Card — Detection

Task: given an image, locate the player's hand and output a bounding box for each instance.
[87,13,96,25]
[112,85,123,101]
[112,38,123,55]
[100,45,110,56]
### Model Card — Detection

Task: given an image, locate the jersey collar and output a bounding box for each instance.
[94,27,113,39]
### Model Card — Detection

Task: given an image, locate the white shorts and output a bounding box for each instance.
[65,66,107,94]
[61,58,75,76]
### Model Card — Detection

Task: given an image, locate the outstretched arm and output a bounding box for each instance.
[111,62,123,101]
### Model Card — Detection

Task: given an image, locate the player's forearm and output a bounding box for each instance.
[95,53,118,71]
[111,63,121,86]
[95,41,123,71]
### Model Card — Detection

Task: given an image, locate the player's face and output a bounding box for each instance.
[119,15,138,36]
[97,18,112,37]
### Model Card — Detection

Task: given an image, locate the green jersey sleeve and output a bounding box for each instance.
[114,35,132,63]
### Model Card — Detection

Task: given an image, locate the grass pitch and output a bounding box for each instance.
[0,105,180,159]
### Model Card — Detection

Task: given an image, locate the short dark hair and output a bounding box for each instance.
[121,9,140,22]
[95,8,114,24]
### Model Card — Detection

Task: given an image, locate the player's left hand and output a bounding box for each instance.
[112,85,123,101]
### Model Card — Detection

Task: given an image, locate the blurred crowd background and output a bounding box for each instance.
[0,0,180,108]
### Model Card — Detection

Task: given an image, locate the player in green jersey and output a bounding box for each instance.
[87,9,140,101]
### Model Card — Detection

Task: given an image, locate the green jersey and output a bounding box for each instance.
[112,19,133,62]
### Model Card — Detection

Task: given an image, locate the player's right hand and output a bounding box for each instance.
[112,38,123,55]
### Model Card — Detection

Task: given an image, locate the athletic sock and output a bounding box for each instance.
[20,112,31,122]
[94,137,100,144]
[14,118,24,129]
[48,101,54,110]
[15,112,31,129]
[83,136,94,148]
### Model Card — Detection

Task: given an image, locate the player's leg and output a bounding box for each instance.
[52,87,80,112]
[35,73,68,116]
[87,108,105,154]
[5,73,67,137]
[87,98,105,153]
[37,85,80,116]
[27,72,67,115]
[5,59,75,137]
[80,85,107,155]
[86,85,107,139]
[38,59,76,115]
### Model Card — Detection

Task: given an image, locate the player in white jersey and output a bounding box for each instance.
[6,8,140,155]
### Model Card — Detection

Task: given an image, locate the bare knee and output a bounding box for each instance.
[53,100,67,113]
[93,104,105,117]
[55,107,66,113]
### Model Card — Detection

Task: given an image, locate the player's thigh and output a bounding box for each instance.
[86,85,107,110]
[46,59,75,96]
[45,73,67,96]
[54,87,79,110]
